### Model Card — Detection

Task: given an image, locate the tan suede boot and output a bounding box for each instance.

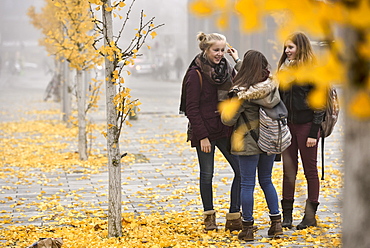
[225,212,242,231]
[203,210,217,231]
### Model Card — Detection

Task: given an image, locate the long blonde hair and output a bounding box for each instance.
[278,32,316,70]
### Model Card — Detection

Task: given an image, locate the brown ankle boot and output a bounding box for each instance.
[238,220,254,241]
[281,199,294,229]
[225,212,242,231]
[296,200,319,230]
[203,210,217,231]
[268,215,283,237]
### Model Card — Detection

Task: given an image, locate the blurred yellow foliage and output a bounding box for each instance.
[189,0,370,119]
[218,97,242,122]
[350,91,370,119]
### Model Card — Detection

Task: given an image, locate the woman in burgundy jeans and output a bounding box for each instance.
[179,32,241,231]
[277,32,325,230]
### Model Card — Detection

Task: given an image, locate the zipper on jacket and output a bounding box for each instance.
[289,88,294,123]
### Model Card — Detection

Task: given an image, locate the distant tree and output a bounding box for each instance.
[29,0,104,160]
[88,0,163,237]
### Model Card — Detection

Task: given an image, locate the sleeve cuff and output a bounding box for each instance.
[308,123,321,139]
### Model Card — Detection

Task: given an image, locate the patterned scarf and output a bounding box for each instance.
[193,53,234,101]
[179,53,234,115]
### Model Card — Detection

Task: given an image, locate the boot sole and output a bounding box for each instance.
[227,226,258,232]
[282,225,292,229]
[238,237,254,242]
[268,232,283,238]
[296,224,316,230]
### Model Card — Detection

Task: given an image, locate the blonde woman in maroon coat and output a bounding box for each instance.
[179,32,241,231]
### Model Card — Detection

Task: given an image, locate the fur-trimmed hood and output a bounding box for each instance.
[231,77,277,101]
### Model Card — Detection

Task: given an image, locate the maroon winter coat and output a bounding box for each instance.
[185,67,234,147]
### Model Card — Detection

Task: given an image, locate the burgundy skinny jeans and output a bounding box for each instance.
[282,122,320,203]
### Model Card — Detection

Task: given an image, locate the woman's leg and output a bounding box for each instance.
[257,153,280,215]
[196,142,216,211]
[296,122,320,203]
[238,154,259,221]
[216,137,241,213]
[282,123,299,200]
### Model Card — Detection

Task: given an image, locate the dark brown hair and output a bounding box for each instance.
[277,31,316,70]
[233,50,270,89]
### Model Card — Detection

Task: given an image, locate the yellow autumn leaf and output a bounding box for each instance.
[218,97,242,122]
[359,33,370,59]
[231,124,247,151]
[348,0,370,29]
[189,0,214,16]
[105,6,113,12]
[54,1,62,7]
[150,31,157,39]
[216,13,229,30]
[349,91,370,119]
[235,0,262,31]
[119,2,126,7]
[264,0,288,11]
[276,68,296,90]
[307,87,326,110]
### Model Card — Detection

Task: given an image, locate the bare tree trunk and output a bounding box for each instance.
[102,0,122,237]
[342,28,370,247]
[76,69,88,160]
[62,61,72,128]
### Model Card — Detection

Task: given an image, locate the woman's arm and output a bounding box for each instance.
[308,110,325,139]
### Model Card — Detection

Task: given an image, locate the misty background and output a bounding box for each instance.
[0,0,286,78]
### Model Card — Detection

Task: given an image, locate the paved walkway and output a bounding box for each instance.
[0,68,343,247]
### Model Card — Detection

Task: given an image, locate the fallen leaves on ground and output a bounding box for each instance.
[0,108,343,247]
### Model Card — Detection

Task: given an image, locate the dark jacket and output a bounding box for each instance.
[279,84,325,138]
[185,67,233,147]
[221,78,280,155]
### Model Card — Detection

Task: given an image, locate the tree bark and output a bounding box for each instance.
[342,28,370,247]
[76,69,88,160]
[102,0,122,237]
[62,61,72,128]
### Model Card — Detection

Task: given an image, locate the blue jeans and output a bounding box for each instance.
[196,137,241,213]
[238,153,279,221]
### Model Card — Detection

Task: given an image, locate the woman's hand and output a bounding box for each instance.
[200,138,212,153]
[306,137,317,147]
[227,48,239,63]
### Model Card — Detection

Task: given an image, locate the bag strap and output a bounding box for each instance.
[195,69,202,89]
[179,67,202,114]
[321,136,325,180]
[240,112,259,143]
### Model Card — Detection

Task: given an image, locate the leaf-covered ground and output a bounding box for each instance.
[0,107,343,247]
